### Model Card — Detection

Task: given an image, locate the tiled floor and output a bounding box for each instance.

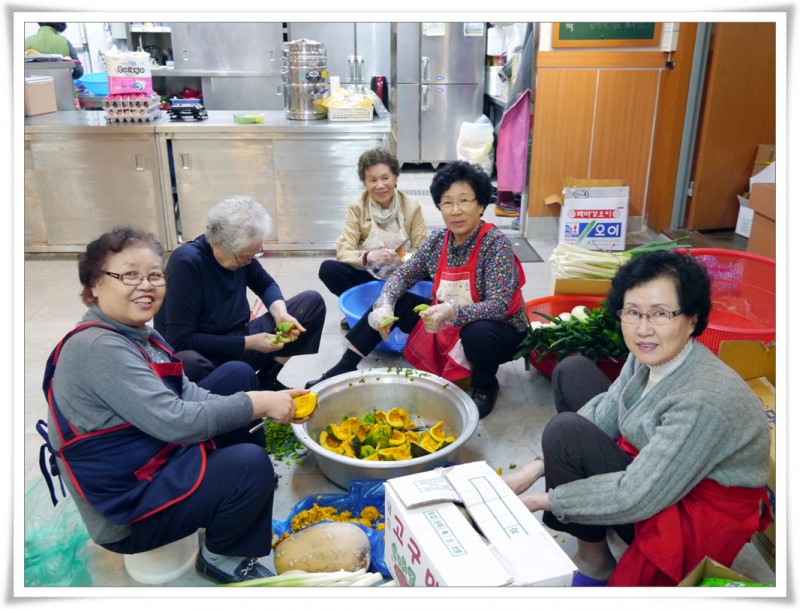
[21,168,775,590]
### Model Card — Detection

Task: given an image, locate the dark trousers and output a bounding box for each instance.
[318,259,375,297]
[541,355,635,544]
[100,362,276,557]
[346,293,527,392]
[176,290,326,388]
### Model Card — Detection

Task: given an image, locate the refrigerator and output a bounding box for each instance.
[285,22,391,92]
[392,22,487,166]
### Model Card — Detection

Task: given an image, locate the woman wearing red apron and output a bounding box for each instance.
[500,251,772,586]
[305,161,528,418]
[37,228,314,584]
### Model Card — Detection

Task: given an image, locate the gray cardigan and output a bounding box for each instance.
[47,306,255,543]
[548,341,771,526]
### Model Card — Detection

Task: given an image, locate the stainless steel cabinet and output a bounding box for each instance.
[286,22,390,88]
[272,135,388,245]
[24,131,167,250]
[166,135,278,243]
[169,22,284,73]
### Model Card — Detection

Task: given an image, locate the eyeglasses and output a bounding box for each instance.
[439,197,477,212]
[232,248,265,267]
[103,270,167,287]
[617,308,683,325]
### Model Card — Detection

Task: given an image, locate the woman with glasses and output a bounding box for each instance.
[154,195,325,388]
[317,147,428,330]
[502,250,771,586]
[40,227,315,583]
[305,160,527,419]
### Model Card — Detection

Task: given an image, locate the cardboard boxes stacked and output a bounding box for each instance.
[384,461,577,586]
[736,144,776,245]
[717,340,776,571]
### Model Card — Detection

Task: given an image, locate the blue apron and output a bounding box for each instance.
[38,322,214,525]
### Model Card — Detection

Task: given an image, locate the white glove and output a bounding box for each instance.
[366,248,400,268]
[419,302,456,333]
[368,303,397,339]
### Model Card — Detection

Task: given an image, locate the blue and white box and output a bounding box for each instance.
[558,185,629,251]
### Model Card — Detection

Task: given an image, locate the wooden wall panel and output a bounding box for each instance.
[528,70,597,217]
[591,70,660,217]
[685,22,776,230]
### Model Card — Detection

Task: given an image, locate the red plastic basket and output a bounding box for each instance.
[524,295,626,381]
[681,248,776,354]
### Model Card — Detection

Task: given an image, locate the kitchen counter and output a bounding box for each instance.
[25,110,391,252]
[24,110,390,134]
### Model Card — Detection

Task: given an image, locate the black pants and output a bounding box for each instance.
[541,355,635,544]
[176,290,326,388]
[346,293,527,392]
[318,259,375,297]
[101,361,276,558]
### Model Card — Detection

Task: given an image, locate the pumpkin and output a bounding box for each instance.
[293,392,317,418]
[273,522,371,574]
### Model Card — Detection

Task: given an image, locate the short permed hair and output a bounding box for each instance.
[78,227,164,306]
[205,195,272,254]
[429,161,492,213]
[357,147,400,182]
[605,250,712,337]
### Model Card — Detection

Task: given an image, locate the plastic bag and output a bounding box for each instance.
[456,114,494,176]
[24,478,92,586]
[272,479,388,577]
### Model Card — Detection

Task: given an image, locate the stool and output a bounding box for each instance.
[123,531,199,584]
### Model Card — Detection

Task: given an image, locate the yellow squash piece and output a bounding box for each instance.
[377,445,411,461]
[386,407,410,429]
[388,428,407,447]
[293,392,318,418]
[413,304,430,313]
[379,316,399,328]
[319,430,341,451]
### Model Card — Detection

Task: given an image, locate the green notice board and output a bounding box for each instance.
[552,22,662,48]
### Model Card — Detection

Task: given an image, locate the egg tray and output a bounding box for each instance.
[104,106,163,123]
[102,92,162,110]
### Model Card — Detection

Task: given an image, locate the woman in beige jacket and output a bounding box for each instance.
[318,147,428,329]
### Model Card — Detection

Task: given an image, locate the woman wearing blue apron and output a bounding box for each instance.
[38,228,314,584]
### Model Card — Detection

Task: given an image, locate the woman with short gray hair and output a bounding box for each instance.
[155,195,326,389]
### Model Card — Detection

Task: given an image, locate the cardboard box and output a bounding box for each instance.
[751,144,776,177]
[717,340,776,570]
[545,179,629,251]
[384,461,577,586]
[747,181,776,258]
[24,76,57,116]
[678,556,753,586]
[552,277,612,297]
[735,194,753,238]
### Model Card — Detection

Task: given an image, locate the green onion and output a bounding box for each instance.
[222,568,388,587]
[549,238,689,280]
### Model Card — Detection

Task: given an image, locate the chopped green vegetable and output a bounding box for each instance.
[413,304,430,313]
[261,421,307,464]
[379,316,399,327]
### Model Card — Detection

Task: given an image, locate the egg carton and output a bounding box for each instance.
[103,92,162,110]
[104,107,163,123]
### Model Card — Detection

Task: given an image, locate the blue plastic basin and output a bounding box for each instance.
[338,280,433,353]
[76,72,108,97]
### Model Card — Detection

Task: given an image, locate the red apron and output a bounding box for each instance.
[39,322,214,525]
[609,436,773,586]
[403,223,525,381]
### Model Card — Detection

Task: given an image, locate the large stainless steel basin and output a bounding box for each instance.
[292,367,479,489]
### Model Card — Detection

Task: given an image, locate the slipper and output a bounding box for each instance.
[571,571,609,587]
